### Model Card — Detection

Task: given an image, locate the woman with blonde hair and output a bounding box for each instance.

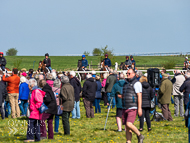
[139,76,154,132]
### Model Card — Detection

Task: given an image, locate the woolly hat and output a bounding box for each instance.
[70,71,76,77]
[91,71,96,75]
[21,72,27,77]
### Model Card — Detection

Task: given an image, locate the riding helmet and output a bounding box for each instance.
[0,52,3,55]
[82,55,86,58]
[130,55,133,59]
[186,57,188,59]
[45,53,49,57]
[105,54,108,57]
[126,56,129,59]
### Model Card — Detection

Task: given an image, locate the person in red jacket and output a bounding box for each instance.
[3,68,20,118]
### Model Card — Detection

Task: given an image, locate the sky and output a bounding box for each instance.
[0,0,190,56]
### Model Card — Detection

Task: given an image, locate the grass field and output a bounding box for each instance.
[0,100,188,143]
[4,56,185,71]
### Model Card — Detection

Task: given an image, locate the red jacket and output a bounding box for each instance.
[3,74,20,93]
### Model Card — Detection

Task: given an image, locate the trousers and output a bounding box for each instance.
[174,95,184,117]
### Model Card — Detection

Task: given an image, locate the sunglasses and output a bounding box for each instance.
[127,73,131,75]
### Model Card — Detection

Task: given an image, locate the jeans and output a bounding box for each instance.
[19,100,28,115]
[171,96,174,104]
[107,92,115,109]
[48,67,52,71]
[71,101,80,119]
[1,65,5,71]
[139,107,151,129]
[54,115,59,132]
[0,102,5,119]
[94,98,101,113]
[174,95,184,116]
[27,119,40,141]
[4,101,11,118]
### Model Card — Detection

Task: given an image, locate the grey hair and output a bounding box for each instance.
[54,79,61,88]
[51,72,57,80]
[136,71,143,77]
[119,73,124,79]
[109,69,114,74]
[61,76,69,84]
[46,73,53,80]
[29,79,37,87]
[103,73,108,79]
[114,70,117,75]
[20,76,26,83]
[86,74,92,79]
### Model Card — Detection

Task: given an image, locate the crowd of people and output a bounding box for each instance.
[0,53,190,142]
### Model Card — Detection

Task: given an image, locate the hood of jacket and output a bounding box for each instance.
[32,86,38,91]
[142,82,150,89]
[72,77,80,86]
[118,80,126,87]
[42,83,52,91]
[87,77,95,82]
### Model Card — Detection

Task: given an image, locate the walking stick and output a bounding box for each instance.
[104,97,113,130]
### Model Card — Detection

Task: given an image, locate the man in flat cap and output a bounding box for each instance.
[158,73,173,121]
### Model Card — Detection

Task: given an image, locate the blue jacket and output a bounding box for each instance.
[19,82,30,100]
[104,58,111,67]
[110,79,126,108]
[95,80,102,98]
[82,59,88,67]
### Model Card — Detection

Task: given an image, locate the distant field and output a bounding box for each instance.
[4,56,185,71]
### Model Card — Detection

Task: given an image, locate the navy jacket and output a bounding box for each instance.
[0,81,8,106]
[95,80,102,98]
[43,58,51,67]
[82,59,88,67]
[19,82,30,100]
[111,79,126,108]
[70,77,81,102]
[0,57,6,66]
[180,78,190,105]
[104,58,111,67]
[131,60,136,69]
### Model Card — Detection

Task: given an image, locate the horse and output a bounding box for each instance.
[0,67,11,72]
[119,62,138,71]
[38,60,50,73]
[183,63,189,70]
[100,61,109,79]
[77,60,87,81]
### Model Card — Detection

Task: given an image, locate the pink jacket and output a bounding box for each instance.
[29,89,46,120]
[46,80,54,87]
[101,79,107,87]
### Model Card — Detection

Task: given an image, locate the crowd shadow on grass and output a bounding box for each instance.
[17,117,28,120]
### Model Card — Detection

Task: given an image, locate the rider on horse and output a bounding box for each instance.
[81,55,88,70]
[103,54,111,68]
[184,57,189,70]
[43,53,52,72]
[125,56,132,69]
[130,55,136,70]
[0,52,6,71]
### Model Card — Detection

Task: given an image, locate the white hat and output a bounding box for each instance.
[91,71,96,75]
[70,71,76,77]
[186,57,188,59]
[144,73,147,77]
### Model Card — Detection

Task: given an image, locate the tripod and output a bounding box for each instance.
[150,88,166,121]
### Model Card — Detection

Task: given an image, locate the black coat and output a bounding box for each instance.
[179,78,190,105]
[42,83,57,114]
[141,82,154,108]
[70,77,81,102]
[82,78,97,101]
[0,81,7,107]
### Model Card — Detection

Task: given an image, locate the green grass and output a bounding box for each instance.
[4,56,186,71]
[0,100,188,143]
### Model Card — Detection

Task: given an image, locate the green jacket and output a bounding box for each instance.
[105,74,116,93]
[60,83,75,112]
[158,78,173,104]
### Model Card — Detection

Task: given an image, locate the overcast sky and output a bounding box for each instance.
[0,0,190,56]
